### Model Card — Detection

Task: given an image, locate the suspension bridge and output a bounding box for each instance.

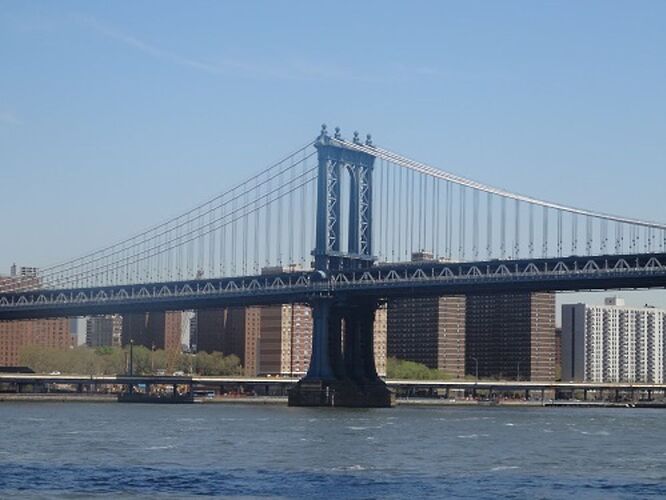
[2,124,666,406]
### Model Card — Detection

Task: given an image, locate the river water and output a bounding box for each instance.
[1,403,665,498]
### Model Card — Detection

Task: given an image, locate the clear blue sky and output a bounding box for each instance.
[1,2,665,310]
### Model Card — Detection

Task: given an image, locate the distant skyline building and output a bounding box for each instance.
[180,311,195,351]
[69,317,87,346]
[466,292,556,381]
[121,311,183,351]
[562,297,665,383]
[0,267,72,365]
[258,304,313,376]
[0,264,39,293]
[387,295,466,378]
[196,307,261,375]
[373,304,388,377]
[0,318,72,366]
[86,315,122,348]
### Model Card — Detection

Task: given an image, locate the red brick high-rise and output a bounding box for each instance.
[0,268,72,366]
[0,318,72,366]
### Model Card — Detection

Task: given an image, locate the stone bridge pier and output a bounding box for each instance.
[288,296,394,407]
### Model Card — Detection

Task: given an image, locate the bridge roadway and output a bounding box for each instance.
[2,373,666,395]
[1,252,665,320]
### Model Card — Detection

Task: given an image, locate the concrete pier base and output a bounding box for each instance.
[288,378,395,408]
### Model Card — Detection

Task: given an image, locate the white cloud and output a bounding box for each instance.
[73,14,375,82]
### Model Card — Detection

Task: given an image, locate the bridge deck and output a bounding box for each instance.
[1,252,665,320]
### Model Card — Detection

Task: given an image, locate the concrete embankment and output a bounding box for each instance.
[1,394,662,408]
[0,393,117,403]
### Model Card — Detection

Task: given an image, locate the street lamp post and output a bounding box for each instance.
[129,339,134,376]
[517,361,521,382]
[128,339,135,396]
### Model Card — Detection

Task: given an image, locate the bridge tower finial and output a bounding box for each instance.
[334,126,342,140]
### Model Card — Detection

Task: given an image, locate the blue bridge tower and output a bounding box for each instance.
[289,126,394,407]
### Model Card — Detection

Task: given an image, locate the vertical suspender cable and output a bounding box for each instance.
[398,166,404,260]
[243,187,248,275]
[542,206,549,257]
[435,179,440,258]
[289,156,295,266]
[156,234,162,281]
[557,210,563,257]
[177,223,183,279]
[431,176,436,255]
[187,217,194,279]
[265,172,271,266]
[221,201,227,277]
[572,213,578,255]
[377,159,383,259]
[311,159,316,261]
[444,182,450,259]
[231,196,237,275]
[385,160,391,261]
[500,196,506,259]
[391,163,397,262]
[528,204,534,258]
[514,199,520,259]
[198,208,205,277]
[418,173,424,251]
[209,209,216,277]
[166,224,173,281]
[408,170,416,256]
[254,177,260,273]
[472,189,479,259]
[459,185,466,260]
[301,151,308,266]
[276,170,283,266]
[486,193,493,259]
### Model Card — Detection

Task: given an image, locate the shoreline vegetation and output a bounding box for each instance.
[18,345,243,376]
[17,347,473,382]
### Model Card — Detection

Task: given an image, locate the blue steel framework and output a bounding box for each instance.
[296,127,389,406]
[2,125,666,406]
[1,252,666,320]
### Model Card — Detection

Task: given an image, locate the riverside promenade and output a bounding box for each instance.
[2,374,666,405]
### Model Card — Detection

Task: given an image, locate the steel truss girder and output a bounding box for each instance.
[2,252,666,320]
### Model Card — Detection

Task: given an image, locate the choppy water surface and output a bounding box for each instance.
[1,403,666,498]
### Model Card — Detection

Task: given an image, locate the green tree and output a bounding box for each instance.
[17,345,244,376]
[192,351,242,376]
[386,357,453,380]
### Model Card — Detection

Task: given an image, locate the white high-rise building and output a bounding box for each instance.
[180,310,195,351]
[562,297,665,383]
